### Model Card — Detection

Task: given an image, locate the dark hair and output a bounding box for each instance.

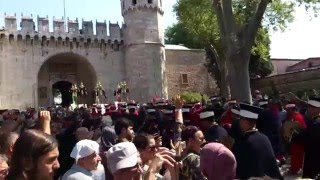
[133,133,154,150]
[181,126,200,143]
[114,118,133,135]
[0,132,19,154]
[6,129,58,180]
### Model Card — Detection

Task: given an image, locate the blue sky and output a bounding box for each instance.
[0,0,319,59]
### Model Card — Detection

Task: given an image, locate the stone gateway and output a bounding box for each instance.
[0,0,216,109]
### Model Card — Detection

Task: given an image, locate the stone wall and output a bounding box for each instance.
[251,68,320,95]
[165,49,217,98]
[0,35,125,109]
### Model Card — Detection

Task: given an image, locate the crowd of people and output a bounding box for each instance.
[0,92,320,180]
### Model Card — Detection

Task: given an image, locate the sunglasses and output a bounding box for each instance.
[146,146,157,151]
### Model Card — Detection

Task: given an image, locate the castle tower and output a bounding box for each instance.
[121,0,167,102]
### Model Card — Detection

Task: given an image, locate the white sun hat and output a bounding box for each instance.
[106,142,138,174]
[70,139,100,163]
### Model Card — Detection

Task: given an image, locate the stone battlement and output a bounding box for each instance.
[121,0,164,16]
[1,13,123,42]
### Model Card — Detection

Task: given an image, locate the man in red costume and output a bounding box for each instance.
[285,103,307,174]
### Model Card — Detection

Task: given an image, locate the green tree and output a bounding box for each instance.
[174,0,319,102]
[180,91,208,102]
[165,23,203,48]
[165,22,274,93]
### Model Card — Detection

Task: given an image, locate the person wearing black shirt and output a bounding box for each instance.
[233,103,283,180]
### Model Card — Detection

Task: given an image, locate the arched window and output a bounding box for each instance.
[34,35,39,41]
[41,36,47,46]
[17,34,23,41]
[34,35,39,45]
[9,34,14,43]
[87,38,91,47]
[148,0,153,3]
[100,39,105,49]
[50,36,55,43]
[58,37,63,45]
[132,0,137,5]
[0,34,5,39]
[114,40,119,51]
[65,37,70,47]
[26,35,31,44]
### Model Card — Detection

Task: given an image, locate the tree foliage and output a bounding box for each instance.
[170,0,320,102]
[165,6,274,91]
[180,91,208,103]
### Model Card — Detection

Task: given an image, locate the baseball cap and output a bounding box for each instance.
[70,139,100,163]
[106,142,138,174]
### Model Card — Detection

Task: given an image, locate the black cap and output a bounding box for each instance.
[239,103,262,120]
[230,104,240,115]
[258,99,269,107]
[206,125,228,143]
[162,104,175,115]
[199,109,215,119]
[308,97,320,108]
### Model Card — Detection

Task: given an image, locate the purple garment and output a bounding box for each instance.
[200,142,236,180]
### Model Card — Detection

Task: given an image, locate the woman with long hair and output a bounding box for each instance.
[6,129,60,180]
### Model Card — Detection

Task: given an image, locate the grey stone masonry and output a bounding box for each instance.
[2,13,123,43]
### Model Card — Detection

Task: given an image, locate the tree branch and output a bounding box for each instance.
[245,0,270,49]
[221,0,237,36]
[212,0,227,48]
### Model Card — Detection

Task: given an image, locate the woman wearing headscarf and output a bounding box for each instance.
[200,142,236,180]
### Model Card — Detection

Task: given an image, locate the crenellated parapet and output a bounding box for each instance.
[121,0,164,16]
[1,13,123,44]
[0,32,124,53]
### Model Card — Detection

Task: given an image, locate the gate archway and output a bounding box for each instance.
[37,52,97,107]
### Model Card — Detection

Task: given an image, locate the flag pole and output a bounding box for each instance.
[63,0,66,31]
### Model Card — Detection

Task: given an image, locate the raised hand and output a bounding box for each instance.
[173,94,184,109]
[40,111,51,135]
[40,111,51,123]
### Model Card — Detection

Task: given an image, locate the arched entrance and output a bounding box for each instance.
[37,52,97,107]
[52,81,73,107]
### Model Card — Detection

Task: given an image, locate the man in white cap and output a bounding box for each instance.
[61,139,101,180]
[106,142,177,180]
[106,142,142,179]
[233,103,282,180]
